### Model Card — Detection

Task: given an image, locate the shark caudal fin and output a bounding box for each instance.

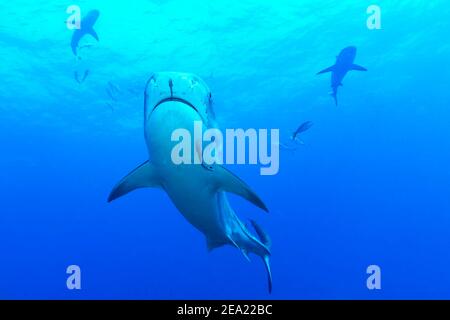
[250,220,272,293]
[317,65,335,75]
[350,64,368,72]
[331,92,338,106]
[108,161,160,202]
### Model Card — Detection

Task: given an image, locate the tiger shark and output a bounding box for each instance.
[108,72,273,292]
[70,9,100,56]
[317,46,367,105]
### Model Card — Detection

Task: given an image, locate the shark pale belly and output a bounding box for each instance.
[108,72,273,292]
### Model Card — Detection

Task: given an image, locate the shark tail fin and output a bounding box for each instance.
[250,220,272,294]
[330,92,338,106]
[317,65,335,75]
[351,64,367,71]
[108,161,160,202]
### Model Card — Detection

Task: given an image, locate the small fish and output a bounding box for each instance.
[106,81,121,101]
[105,101,115,112]
[74,69,90,84]
[81,69,90,82]
[291,121,313,141]
[106,87,118,101]
[74,71,81,84]
[108,81,121,94]
[279,142,300,152]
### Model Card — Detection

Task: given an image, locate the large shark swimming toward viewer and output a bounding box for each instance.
[317,46,367,105]
[108,72,273,292]
[70,10,100,56]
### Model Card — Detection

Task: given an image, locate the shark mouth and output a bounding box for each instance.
[146,96,208,125]
[151,97,201,117]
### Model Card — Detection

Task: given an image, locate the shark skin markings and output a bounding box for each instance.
[71,10,100,56]
[108,72,273,293]
[317,46,367,106]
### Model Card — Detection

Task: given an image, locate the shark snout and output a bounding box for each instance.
[144,72,214,124]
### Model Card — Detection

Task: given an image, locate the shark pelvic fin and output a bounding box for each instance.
[351,64,367,71]
[206,238,225,252]
[108,161,159,202]
[317,65,335,75]
[213,166,268,212]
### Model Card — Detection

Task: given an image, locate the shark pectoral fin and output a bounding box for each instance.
[88,28,100,41]
[108,161,159,202]
[213,166,269,212]
[317,65,335,75]
[351,64,367,71]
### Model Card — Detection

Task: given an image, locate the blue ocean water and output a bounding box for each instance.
[0,0,449,299]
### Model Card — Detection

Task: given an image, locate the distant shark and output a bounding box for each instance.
[71,10,100,56]
[108,72,273,293]
[317,46,367,105]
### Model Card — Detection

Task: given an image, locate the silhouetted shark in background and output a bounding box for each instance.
[317,46,367,105]
[71,10,100,56]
